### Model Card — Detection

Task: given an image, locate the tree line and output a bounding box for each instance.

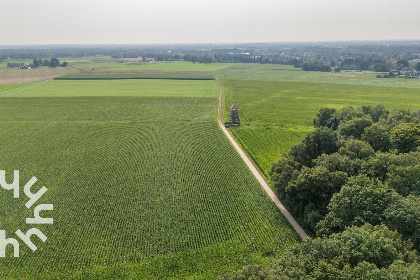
[224,104,420,279]
[2,42,420,72]
[31,58,68,68]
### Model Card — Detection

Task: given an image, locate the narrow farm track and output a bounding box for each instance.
[213,73,308,240]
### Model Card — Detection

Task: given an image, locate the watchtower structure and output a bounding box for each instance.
[225,104,240,127]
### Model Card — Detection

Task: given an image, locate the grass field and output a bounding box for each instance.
[0,83,33,92]
[0,78,300,279]
[217,65,420,175]
[2,79,218,98]
[55,72,215,80]
[69,58,234,72]
[221,64,420,88]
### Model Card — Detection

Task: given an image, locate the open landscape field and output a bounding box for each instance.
[0,74,300,279]
[67,57,235,73]
[217,64,420,175]
[55,72,215,80]
[2,57,420,279]
[0,67,76,84]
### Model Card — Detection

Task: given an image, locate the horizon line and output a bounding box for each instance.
[1,39,420,48]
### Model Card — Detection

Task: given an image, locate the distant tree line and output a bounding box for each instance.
[31,58,68,68]
[224,104,420,279]
[301,62,331,72]
[1,42,420,73]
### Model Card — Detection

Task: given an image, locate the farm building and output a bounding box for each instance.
[225,104,240,127]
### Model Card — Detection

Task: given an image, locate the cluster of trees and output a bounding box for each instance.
[224,224,420,279]
[31,58,68,68]
[224,104,420,279]
[301,62,331,72]
[275,105,420,233]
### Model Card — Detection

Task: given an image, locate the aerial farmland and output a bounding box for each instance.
[0,59,300,279]
[1,42,420,280]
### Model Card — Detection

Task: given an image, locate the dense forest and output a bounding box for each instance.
[224,105,420,279]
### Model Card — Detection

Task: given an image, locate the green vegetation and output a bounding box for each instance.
[2,79,218,98]
[218,64,420,88]
[226,105,420,279]
[0,78,299,279]
[0,83,33,92]
[271,105,420,233]
[55,72,215,80]
[224,224,420,279]
[69,58,233,72]
[218,64,420,175]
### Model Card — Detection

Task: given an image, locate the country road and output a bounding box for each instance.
[213,73,308,240]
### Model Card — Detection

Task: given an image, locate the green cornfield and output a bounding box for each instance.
[55,72,215,80]
[0,78,300,279]
[217,64,420,176]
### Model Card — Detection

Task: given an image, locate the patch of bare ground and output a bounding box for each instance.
[0,67,77,85]
[325,73,356,77]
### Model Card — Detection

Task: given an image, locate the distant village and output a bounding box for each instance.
[375,59,420,79]
[7,62,29,69]
[377,69,420,79]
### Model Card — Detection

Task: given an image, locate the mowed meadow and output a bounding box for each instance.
[217,64,420,175]
[0,68,300,279]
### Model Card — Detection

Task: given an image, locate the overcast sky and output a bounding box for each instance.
[0,0,419,45]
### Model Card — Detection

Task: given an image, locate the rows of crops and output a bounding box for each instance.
[55,72,215,80]
[1,79,218,98]
[68,58,234,72]
[0,83,33,93]
[217,66,420,176]
[218,64,420,88]
[0,80,300,279]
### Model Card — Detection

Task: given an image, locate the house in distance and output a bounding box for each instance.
[225,104,240,127]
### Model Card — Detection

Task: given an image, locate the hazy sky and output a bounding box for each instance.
[1,0,419,45]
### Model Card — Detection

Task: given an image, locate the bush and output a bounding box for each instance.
[361,151,420,181]
[362,123,392,152]
[269,156,301,201]
[339,139,375,160]
[289,127,339,166]
[313,107,339,130]
[335,106,365,122]
[284,166,347,231]
[225,224,420,279]
[316,152,363,176]
[391,123,420,153]
[339,116,373,139]
[387,165,420,196]
[316,175,397,236]
[385,195,420,250]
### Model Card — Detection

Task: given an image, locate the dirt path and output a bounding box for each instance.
[213,73,308,240]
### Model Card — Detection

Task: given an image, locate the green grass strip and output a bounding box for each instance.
[55,73,215,80]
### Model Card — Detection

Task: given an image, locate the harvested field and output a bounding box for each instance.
[0,67,77,84]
